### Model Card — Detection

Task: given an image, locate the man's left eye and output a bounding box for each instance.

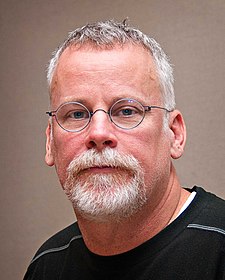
[121,108,134,116]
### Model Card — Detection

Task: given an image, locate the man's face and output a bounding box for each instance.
[46,44,177,220]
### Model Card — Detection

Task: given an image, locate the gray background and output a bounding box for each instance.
[1,1,225,279]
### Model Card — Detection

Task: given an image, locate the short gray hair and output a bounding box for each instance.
[47,19,175,110]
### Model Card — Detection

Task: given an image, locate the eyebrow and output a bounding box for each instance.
[57,94,146,109]
[56,98,89,108]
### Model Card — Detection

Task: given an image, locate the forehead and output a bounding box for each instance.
[50,44,161,106]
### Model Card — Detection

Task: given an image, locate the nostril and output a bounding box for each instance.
[104,140,112,145]
[86,139,115,150]
[89,140,97,148]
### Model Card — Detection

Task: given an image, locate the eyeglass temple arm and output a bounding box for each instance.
[46,111,55,117]
[144,106,173,113]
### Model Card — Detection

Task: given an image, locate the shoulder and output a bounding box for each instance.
[23,222,83,279]
[194,186,225,215]
[31,222,82,264]
[188,186,225,234]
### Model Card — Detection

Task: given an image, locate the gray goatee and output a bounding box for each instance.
[64,148,147,222]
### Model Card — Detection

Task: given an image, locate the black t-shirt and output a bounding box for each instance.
[24,187,225,279]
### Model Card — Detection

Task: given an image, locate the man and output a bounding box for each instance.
[24,20,225,279]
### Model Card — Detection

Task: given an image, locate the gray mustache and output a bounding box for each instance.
[67,148,141,175]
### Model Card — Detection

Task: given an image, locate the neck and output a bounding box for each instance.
[75,165,190,256]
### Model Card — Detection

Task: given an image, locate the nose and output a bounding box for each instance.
[84,110,118,151]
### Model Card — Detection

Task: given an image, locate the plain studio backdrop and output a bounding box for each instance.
[1,1,225,279]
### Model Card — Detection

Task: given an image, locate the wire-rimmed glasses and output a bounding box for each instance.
[46,98,172,132]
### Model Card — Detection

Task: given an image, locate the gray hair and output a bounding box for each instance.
[47,19,175,110]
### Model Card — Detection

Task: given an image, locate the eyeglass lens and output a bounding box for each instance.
[55,99,145,132]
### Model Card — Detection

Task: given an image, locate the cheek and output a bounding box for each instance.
[51,131,85,185]
[127,127,171,171]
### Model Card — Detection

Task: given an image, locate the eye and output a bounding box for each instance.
[121,108,134,116]
[113,106,141,117]
[67,110,89,120]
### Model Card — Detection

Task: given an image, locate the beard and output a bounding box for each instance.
[63,148,147,222]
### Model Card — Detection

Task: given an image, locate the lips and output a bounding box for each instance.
[83,166,117,174]
[66,148,141,180]
[88,165,112,169]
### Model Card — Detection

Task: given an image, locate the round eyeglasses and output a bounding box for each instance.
[46,98,172,132]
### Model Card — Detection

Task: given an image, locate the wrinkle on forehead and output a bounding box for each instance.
[50,44,160,104]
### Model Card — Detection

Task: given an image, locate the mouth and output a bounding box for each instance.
[83,166,117,174]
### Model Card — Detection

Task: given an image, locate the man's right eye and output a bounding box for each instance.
[67,110,89,120]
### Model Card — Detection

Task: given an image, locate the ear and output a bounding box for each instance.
[169,110,186,159]
[45,122,55,166]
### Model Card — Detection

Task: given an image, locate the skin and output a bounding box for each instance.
[45,44,189,256]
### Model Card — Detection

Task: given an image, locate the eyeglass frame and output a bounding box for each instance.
[46,98,173,132]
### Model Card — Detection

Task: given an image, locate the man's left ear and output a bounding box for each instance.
[169,110,186,159]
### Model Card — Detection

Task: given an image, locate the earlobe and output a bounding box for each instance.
[169,110,186,159]
[45,123,55,166]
